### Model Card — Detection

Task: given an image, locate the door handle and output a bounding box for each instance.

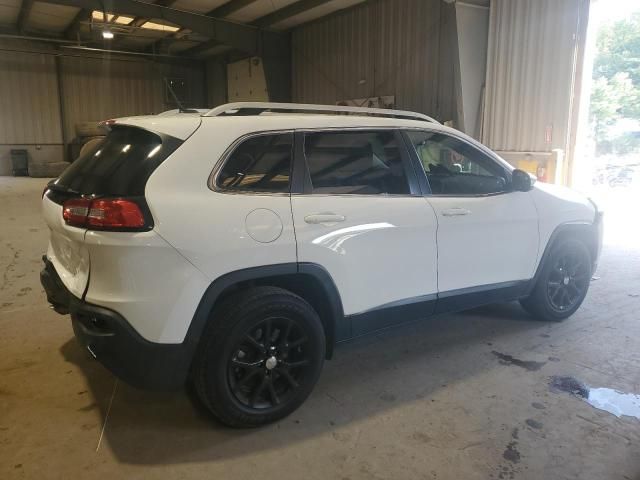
[304,213,346,225]
[441,208,471,217]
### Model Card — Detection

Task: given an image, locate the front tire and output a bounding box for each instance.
[193,286,325,428]
[520,238,592,321]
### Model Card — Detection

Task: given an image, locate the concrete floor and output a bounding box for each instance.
[1,176,639,480]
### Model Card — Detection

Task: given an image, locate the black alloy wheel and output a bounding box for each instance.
[520,238,592,322]
[193,286,325,427]
[546,251,591,312]
[228,316,311,410]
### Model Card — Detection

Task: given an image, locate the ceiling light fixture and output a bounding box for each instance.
[140,21,180,32]
[113,15,135,25]
[91,10,134,25]
[92,10,114,22]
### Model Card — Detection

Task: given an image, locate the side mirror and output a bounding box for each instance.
[511,169,533,192]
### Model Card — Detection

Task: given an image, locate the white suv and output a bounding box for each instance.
[40,102,603,427]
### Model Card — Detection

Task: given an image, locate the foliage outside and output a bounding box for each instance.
[590,11,640,156]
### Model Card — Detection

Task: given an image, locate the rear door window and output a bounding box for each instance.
[54,126,181,196]
[303,131,411,195]
[216,133,293,193]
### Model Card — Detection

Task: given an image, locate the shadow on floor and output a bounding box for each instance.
[60,301,544,465]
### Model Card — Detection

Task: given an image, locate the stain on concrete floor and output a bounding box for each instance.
[491,351,546,371]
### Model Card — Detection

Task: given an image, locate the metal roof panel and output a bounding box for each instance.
[226,0,297,23]
[30,2,79,33]
[0,0,21,25]
[272,0,365,30]
[171,0,227,14]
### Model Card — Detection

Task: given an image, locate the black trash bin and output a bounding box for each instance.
[11,149,29,176]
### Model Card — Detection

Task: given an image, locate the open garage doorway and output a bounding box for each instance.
[574,0,640,248]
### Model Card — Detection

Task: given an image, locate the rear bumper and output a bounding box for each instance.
[40,255,71,314]
[41,257,191,390]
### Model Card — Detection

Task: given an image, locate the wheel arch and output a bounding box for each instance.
[530,221,599,293]
[183,263,345,365]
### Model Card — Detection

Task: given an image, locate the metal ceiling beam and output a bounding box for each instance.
[0,22,206,63]
[129,16,149,28]
[40,0,287,55]
[181,39,222,57]
[252,0,331,28]
[130,0,177,28]
[142,0,189,54]
[115,0,178,52]
[0,25,68,40]
[209,0,260,18]
[172,0,326,58]
[0,25,20,36]
[156,0,258,56]
[17,0,35,33]
[64,8,89,39]
[1,24,114,46]
[154,0,177,8]
[179,0,313,56]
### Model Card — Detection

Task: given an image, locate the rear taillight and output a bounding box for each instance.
[88,199,145,229]
[62,198,148,231]
[62,198,91,226]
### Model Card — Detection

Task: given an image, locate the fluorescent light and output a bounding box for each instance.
[113,15,134,25]
[91,11,134,25]
[102,30,114,39]
[122,144,131,153]
[140,21,180,32]
[92,11,114,22]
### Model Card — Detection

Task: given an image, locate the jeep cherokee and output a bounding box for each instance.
[40,102,603,427]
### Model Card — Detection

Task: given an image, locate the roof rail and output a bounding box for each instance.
[158,108,209,116]
[203,102,440,124]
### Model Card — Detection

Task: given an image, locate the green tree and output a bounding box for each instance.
[613,131,640,155]
[590,74,637,146]
[590,12,640,151]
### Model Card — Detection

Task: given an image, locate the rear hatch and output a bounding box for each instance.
[42,116,200,298]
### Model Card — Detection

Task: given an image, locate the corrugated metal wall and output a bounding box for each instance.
[0,43,63,144]
[60,57,161,143]
[0,38,206,174]
[291,0,458,122]
[59,57,205,142]
[482,0,585,153]
[206,59,228,107]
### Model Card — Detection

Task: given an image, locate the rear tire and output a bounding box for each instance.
[193,286,325,428]
[520,238,592,322]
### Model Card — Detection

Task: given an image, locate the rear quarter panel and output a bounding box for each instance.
[83,230,210,343]
[144,118,298,313]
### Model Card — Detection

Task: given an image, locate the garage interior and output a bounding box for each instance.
[1,0,639,479]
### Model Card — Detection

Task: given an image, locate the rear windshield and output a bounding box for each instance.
[54,126,182,196]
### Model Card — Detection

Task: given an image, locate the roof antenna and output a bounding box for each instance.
[164,78,197,113]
